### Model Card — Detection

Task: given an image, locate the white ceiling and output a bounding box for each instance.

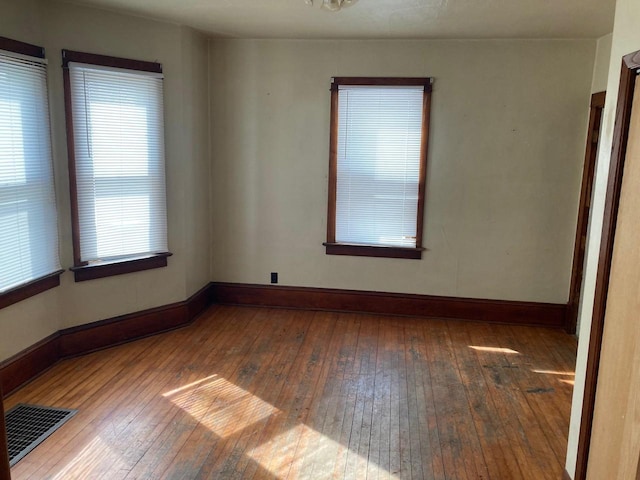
[66,0,616,39]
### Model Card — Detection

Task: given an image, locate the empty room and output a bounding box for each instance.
[1,0,639,478]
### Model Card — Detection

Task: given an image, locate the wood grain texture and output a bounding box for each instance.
[211,282,567,328]
[6,305,576,479]
[575,53,640,480]
[0,283,213,396]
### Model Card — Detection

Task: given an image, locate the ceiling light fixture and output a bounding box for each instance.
[305,0,358,12]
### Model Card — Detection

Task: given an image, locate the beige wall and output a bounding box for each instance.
[0,0,62,361]
[45,1,187,327]
[210,39,595,303]
[591,34,613,93]
[1,3,624,473]
[565,0,640,475]
[0,0,211,360]
[0,2,609,435]
[181,28,212,296]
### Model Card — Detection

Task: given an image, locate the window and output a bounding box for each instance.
[324,77,432,259]
[62,50,171,282]
[0,36,62,309]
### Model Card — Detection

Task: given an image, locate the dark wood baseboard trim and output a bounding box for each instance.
[0,283,213,397]
[0,333,60,397]
[210,282,566,328]
[0,280,566,397]
[58,302,188,358]
[187,283,213,321]
[564,469,572,480]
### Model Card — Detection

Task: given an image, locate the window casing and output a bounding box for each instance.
[63,50,170,282]
[324,77,432,259]
[0,36,62,309]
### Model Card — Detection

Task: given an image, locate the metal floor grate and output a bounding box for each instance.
[6,403,77,466]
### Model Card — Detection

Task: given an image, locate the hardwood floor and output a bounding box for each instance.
[6,305,577,479]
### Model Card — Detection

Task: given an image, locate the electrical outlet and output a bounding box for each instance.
[270,272,278,284]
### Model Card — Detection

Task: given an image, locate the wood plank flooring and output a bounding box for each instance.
[6,305,577,479]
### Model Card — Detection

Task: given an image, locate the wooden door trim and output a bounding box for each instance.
[574,50,640,480]
[566,91,606,333]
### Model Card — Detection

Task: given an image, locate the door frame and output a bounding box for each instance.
[574,49,640,480]
[566,91,606,333]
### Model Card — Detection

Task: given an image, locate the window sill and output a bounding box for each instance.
[70,252,172,282]
[323,243,424,259]
[0,270,64,310]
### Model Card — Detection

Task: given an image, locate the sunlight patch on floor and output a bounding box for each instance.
[532,369,575,386]
[51,436,127,480]
[469,345,520,354]
[248,423,400,479]
[164,375,279,438]
[532,369,575,376]
[162,374,218,396]
[164,375,399,479]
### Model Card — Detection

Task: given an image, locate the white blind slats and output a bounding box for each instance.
[0,51,60,293]
[335,86,423,248]
[69,63,167,263]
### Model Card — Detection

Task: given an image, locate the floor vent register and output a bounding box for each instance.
[5,403,77,466]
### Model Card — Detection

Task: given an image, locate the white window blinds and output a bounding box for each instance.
[0,50,60,293]
[68,62,167,263]
[335,85,424,248]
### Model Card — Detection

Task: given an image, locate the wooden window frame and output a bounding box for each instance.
[0,270,65,310]
[324,77,432,260]
[62,49,171,282]
[0,36,63,310]
[0,36,44,59]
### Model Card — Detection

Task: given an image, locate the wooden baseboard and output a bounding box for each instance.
[58,303,189,358]
[564,468,573,480]
[210,282,566,328]
[0,281,567,397]
[0,283,213,396]
[0,333,60,396]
